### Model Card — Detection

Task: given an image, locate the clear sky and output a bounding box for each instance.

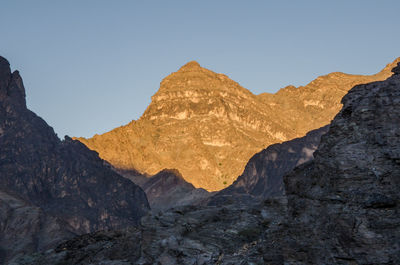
[1,1,399,138]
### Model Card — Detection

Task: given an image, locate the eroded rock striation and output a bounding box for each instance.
[77,58,400,191]
[0,56,149,263]
[284,62,400,264]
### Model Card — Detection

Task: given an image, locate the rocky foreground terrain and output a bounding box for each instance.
[77,58,400,191]
[0,56,150,263]
[18,63,400,264]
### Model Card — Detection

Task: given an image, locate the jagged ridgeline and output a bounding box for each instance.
[76,58,400,191]
[0,56,149,263]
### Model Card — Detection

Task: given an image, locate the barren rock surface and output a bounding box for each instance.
[77,58,400,191]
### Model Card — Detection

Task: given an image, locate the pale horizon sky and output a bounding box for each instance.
[1,1,399,138]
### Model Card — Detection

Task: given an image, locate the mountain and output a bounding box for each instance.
[283,61,400,264]
[21,61,400,265]
[77,58,400,191]
[139,169,211,210]
[0,56,150,263]
[116,167,211,210]
[208,125,329,205]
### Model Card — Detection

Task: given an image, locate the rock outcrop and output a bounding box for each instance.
[284,62,400,264]
[77,58,400,191]
[209,126,329,205]
[0,56,150,263]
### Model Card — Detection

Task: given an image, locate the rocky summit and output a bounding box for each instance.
[0,56,150,263]
[19,62,400,264]
[77,58,400,191]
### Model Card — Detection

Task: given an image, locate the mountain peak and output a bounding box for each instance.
[0,56,10,69]
[178,60,201,71]
[0,56,26,107]
[0,56,11,91]
[78,58,398,191]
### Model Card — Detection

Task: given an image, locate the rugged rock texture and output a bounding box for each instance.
[0,191,74,263]
[15,197,288,265]
[139,169,211,210]
[0,56,150,262]
[77,58,400,191]
[284,62,400,264]
[209,126,329,205]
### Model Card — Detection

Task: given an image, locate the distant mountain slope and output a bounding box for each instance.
[140,169,210,210]
[208,125,329,205]
[0,56,150,263]
[77,58,400,191]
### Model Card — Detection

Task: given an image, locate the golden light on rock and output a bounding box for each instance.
[76,58,400,191]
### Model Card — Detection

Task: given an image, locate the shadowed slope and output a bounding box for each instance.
[141,169,210,210]
[0,56,150,263]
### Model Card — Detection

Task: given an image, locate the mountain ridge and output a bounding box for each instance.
[76,57,400,191]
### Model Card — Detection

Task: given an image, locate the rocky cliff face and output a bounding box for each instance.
[209,126,329,205]
[0,56,150,262]
[284,62,400,264]
[77,58,400,191]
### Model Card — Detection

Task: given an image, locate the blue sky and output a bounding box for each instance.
[1,1,399,138]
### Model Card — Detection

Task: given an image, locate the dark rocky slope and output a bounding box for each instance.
[0,56,149,263]
[140,169,210,210]
[121,168,211,210]
[209,125,329,205]
[0,191,74,263]
[283,62,400,264]
[16,198,288,265]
